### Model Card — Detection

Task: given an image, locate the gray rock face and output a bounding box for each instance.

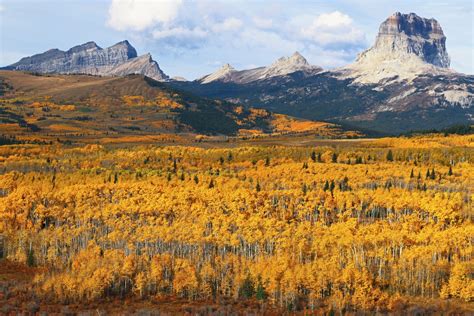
[4,40,169,81]
[373,12,450,67]
[341,12,453,84]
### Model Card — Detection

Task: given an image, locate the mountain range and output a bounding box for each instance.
[169,12,473,134]
[198,52,323,84]
[3,40,169,82]
[2,12,473,135]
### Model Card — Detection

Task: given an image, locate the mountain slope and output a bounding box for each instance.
[0,71,353,142]
[2,41,169,82]
[170,12,473,135]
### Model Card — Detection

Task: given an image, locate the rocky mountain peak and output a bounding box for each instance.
[383,12,445,39]
[107,52,169,81]
[198,52,322,84]
[341,12,452,84]
[198,63,236,84]
[272,52,309,68]
[371,12,449,67]
[3,40,168,81]
[264,52,320,78]
[109,40,138,59]
[289,51,309,64]
[68,41,101,54]
[221,63,235,71]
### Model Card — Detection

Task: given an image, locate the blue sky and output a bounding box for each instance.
[0,0,472,79]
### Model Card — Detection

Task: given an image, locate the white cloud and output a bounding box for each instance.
[301,11,365,45]
[312,11,353,29]
[107,0,183,31]
[104,1,368,73]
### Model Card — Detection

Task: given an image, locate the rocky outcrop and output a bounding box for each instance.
[3,41,169,81]
[198,52,322,84]
[199,64,236,84]
[107,53,168,80]
[374,12,450,67]
[340,12,453,84]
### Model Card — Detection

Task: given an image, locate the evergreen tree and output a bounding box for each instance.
[193,175,199,184]
[448,165,453,176]
[239,275,255,299]
[256,182,261,192]
[410,169,414,178]
[27,247,35,267]
[310,151,316,162]
[255,277,267,300]
[172,159,177,173]
[317,152,322,162]
[386,150,394,162]
[331,153,338,163]
[330,180,335,192]
[265,156,270,166]
[323,180,330,191]
[430,168,436,180]
[302,183,307,195]
[208,178,215,189]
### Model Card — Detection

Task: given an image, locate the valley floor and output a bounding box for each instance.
[0,134,472,314]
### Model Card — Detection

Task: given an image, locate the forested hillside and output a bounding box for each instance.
[0,71,353,143]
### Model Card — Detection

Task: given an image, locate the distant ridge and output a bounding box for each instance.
[198,52,323,84]
[2,40,169,81]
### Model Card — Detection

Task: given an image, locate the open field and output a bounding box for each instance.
[0,134,472,314]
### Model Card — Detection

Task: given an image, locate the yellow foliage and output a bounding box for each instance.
[0,137,472,311]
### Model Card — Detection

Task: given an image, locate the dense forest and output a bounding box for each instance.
[0,134,472,313]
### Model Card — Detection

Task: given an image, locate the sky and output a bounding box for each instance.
[0,0,472,79]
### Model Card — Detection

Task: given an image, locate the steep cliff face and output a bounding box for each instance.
[4,41,169,81]
[341,12,453,84]
[373,12,450,67]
